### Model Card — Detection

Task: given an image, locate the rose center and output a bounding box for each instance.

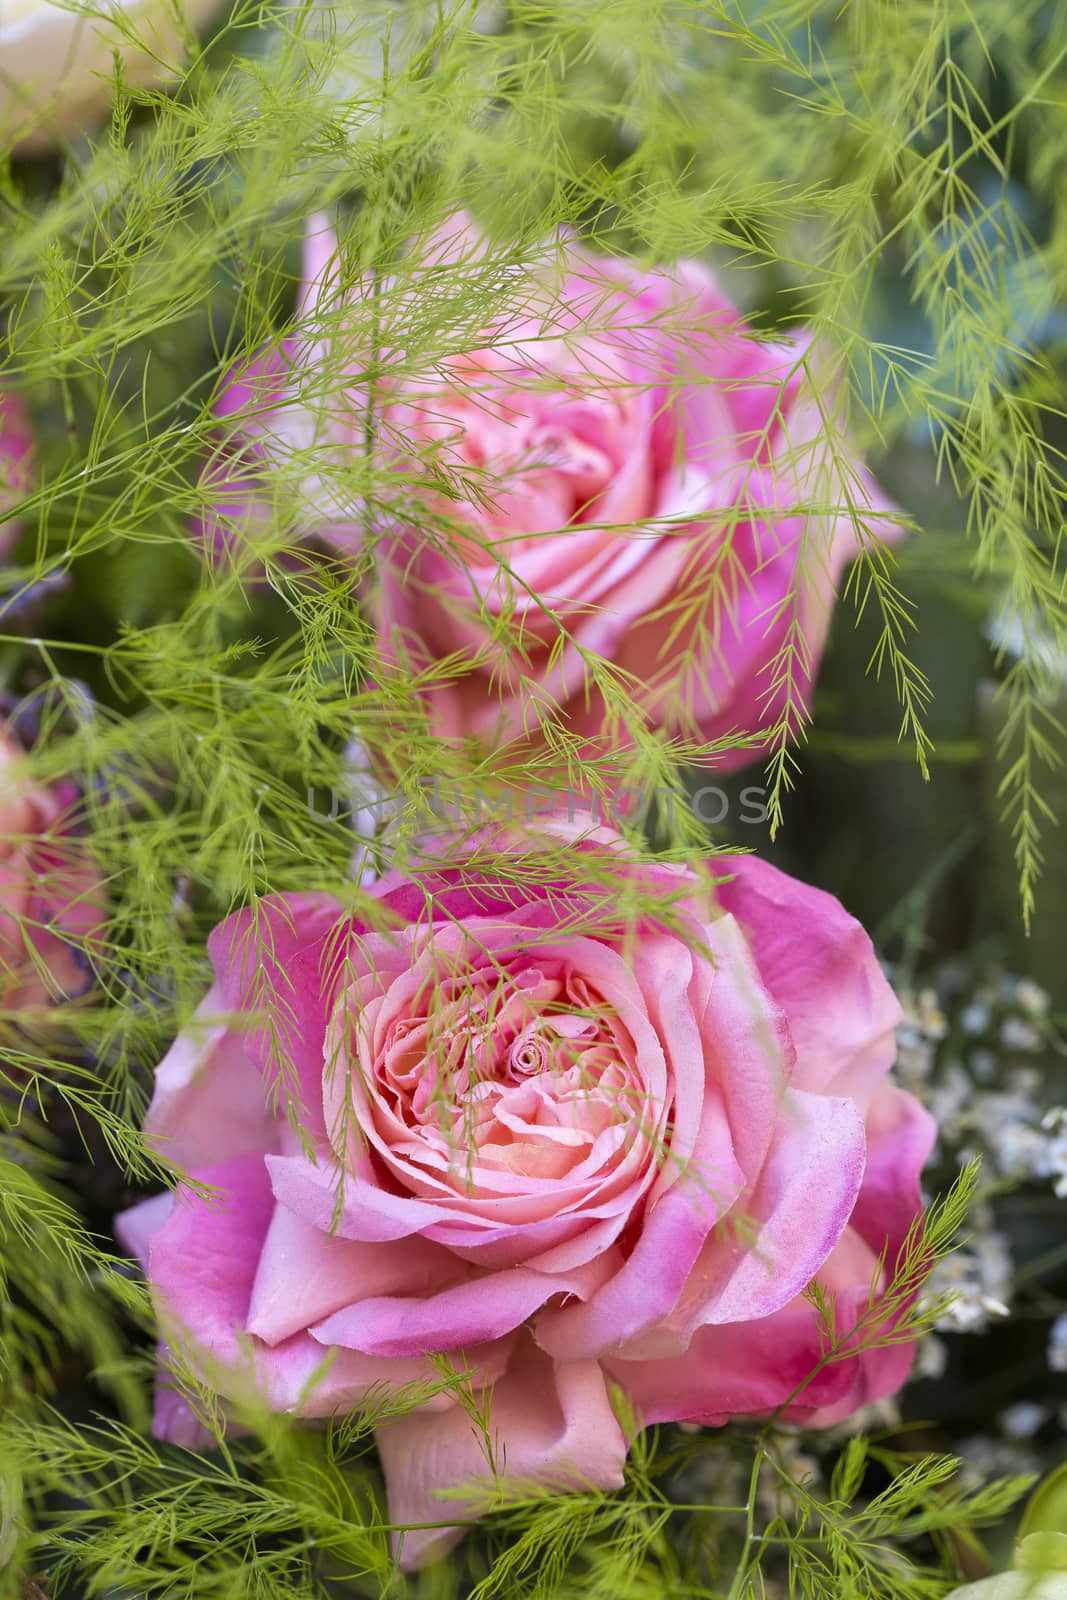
[357,954,646,1191]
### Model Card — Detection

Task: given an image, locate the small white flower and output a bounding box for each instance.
[913,1334,949,1381]
[992,1122,1053,1181]
[998,1401,1050,1440]
[1015,979,1050,1016]
[919,987,949,1039]
[1000,1016,1042,1052]
[344,736,399,885]
[961,1001,991,1035]
[956,1432,1044,1496]
[895,1019,925,1052]
[1049,1314,1067,1374]
[896,1037,937,1084]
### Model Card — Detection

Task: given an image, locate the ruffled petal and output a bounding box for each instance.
[713,854,902,1104]
[146,1154,461,1419]
[247,1204,456,1346]
[662,1085,867,1336]
[207,893,348,1133]
[142,985,278,1170]
[606,1302,856,1426]
[313,1253,616,1358]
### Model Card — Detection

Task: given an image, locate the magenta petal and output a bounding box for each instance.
[145,1153,444,1419]
[596,1083,868,1365]
[694,908,792,1188]
[142,984,278,1170]
[247,1204,456,1346]
[375,1337,628,1570]
[149,1154,276,1367]
[298,213,340,317]
[534,1090,745,1361]
[798,1309,919,1426]
[686,1085,867,1329]
[714,855,902,1103]
[607,1301,856,1426]
[849,1082,936,1264]
[266,1146,626,1262]
[314,1273,542,1357]
[536,908,791,1362]
[265,1150,444,1242]
[214,343,292,426]
[313,1256,611,1359]
[0,386,33,557]
[114,1190,173,1270]
[207,893,346,1010]
[152,1354,218,1451]
[207,893,347,1131]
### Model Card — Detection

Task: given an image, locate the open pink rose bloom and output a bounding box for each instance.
[117,826,934,1567]
[1,387,33,557]
[197,213,901,769]
[0,722,104,1008]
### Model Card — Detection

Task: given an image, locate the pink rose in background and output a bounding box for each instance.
[0,721,104,1008]
[117,825,933,1568]
[0,388,33,559]
[190,223,365,566]
[196,212,902,769]
[0,399,101,1005]
[190,340,298,566]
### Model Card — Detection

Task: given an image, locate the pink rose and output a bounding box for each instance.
[0,722,104,1008]
[117,825,933,1568]
[197,213,901,768]
[0,388,33,558]
[190,222,364,566]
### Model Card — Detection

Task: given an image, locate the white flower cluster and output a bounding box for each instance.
[889,966,1066,1360]
[924,1212,1014,1334]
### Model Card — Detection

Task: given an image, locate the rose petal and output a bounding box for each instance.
[149,1153,276,1369]
[142,984,278,1170]
[375,1336,627,1570]
[147,1154,462,1419]
[114,1190,173,1270]
[207,893,348,1132]
[849,1081,935,1263]
[606,1300,856,1426]
[247,1203,456,1346]
[671,1085,867,1333]
[313,1253,616,1358]
[713,854,902,1104]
